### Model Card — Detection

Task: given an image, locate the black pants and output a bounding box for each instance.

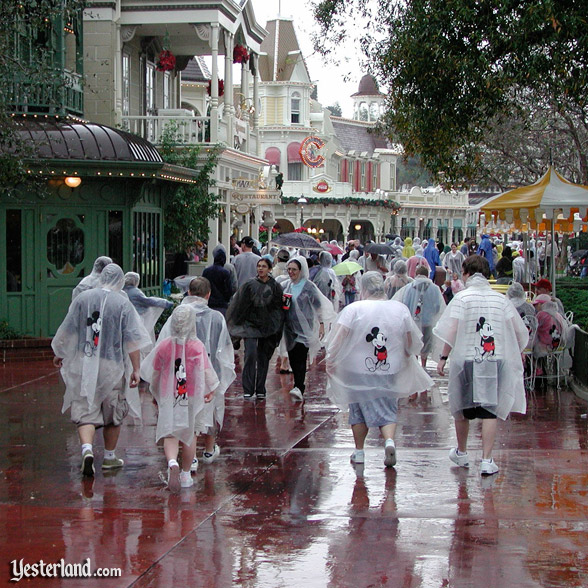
[288,342,309,393]
[243,337,277,396]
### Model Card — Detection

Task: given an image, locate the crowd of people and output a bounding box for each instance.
[52,232,572,492]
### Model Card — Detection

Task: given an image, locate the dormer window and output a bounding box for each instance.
[291,92,301,124]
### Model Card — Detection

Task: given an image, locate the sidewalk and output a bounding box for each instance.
[1,355,588,587]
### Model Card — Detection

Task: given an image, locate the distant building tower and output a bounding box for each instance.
[351,75,385,122]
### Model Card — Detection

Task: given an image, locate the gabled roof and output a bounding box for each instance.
[331,118,389,156]
[182,57,210,82]
[258,18,310,83]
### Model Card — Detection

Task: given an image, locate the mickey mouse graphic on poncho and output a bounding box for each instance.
[365,327,391,372]
[84,311,102,356]
[474,317,496,362]
[549,324,562,349]
[174,358,188,406]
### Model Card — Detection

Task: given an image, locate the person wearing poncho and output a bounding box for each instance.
[157,277,235,470]
[71,256,112,300]
[434,255,529,476]
[281,256,337,401]
[401,236,415,258]
[52,264,152,477]
[326,271,433,468]
[393,264,446,370]
[443,243,465,279]
[141,305,219,492]
[311,251,342,311]
[123,272,173,346]
[226,257,284,399]
[422,238,441,280]
[384,259,413,299]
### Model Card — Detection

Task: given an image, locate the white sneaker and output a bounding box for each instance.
[449,447,469,467]
[384,441,396,468]
[180,471,194,488]
[480,458,499,476]
[350,449,365,464]
[202,444,220,464]
[289,387,304,402]
[190,457,199,473]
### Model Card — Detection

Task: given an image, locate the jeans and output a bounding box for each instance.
[243,337,277,396]
[345,291,356,306]
[288,342,309,393]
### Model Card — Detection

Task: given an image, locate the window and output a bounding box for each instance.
[291,92,301,124]
[122,52,130,115]
[46,218,85,275]
[109,211,123,266]
[348,160,354,187]
[288,162,302,181]
[6,210,22,292]
[360,162,366,191]
[133,211,160,289]
[372,163,378,190]
[145,62,155,114]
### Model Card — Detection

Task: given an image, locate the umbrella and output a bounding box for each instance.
[333,261,363,276]
[272,232,326,250]
[364,242,395,255]
[325,243,344,256]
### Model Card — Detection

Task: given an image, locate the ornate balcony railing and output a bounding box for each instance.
[121,115,210,145]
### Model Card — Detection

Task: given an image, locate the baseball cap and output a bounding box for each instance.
[532,278,552,291]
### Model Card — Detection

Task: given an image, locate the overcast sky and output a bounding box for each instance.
[250,0,364,118]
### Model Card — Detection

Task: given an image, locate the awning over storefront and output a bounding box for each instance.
[287,142,301,163]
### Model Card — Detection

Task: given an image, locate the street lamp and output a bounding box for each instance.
[297,195,307,228]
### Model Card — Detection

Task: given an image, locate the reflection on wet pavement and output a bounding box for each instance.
[1,356,588,586]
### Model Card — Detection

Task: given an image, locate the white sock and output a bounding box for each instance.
[104,449,116,460]
[81,444,92,455]
[385,439,395,447]
[456,449,467,455]
[168,459,179,468]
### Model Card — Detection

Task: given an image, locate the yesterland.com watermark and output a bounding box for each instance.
[10,558,122,582]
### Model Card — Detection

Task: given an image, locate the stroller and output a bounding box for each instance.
[568,249,588,277]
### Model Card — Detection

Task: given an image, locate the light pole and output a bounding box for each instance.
[297,195,307,229]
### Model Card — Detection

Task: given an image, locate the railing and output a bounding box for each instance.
[121,115,259,154]
[121,115,209,144]
[8,70,83,116]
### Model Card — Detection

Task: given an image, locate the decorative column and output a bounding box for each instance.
[223,31,234,144]
[210,23,220,143]
[251,53,260,156]
[241,60,250,150]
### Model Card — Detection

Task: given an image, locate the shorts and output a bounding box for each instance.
[349,397,398,428]
[462,406,497,420]
[71,378,128,428]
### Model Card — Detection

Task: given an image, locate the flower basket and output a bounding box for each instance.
[207,78,225,97]
[156,50,176,72]
[233,44,249,64]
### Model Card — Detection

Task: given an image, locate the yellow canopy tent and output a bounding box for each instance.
[476,167,588,294]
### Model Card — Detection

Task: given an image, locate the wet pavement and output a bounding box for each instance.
[1,354,588,587]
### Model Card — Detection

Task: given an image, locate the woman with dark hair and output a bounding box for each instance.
[495,245,513,283]
[226,258,284,399]
[281,257,336,401]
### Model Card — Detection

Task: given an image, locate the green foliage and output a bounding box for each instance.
[158,122,221,254]
[0,0,86,194]
[326,102,343,117]
[557,281,588,331]
[0,320,22,340]
[312,0,588,187]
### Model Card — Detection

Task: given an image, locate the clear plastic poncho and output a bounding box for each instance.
[158,296,235,431]
[226,275,284,339]
[432,273,529,420]
[281,256,337,363]
[406,255,430,278]
[311,251,342,311]
[140,305,220,445]
[326,272,433,408]
[384,260,413,299]
[123,272,171,344]
[53,263,151,422]
[393,275,446,329]
[71,256,112,300]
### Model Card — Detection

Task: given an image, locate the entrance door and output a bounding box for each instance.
[38,209,108,336]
